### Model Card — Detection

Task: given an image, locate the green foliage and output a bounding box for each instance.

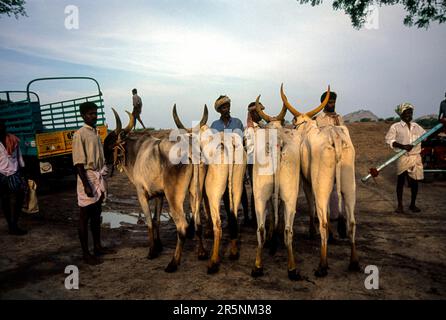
[297,0,446,29]
[385,116,396,121]
[360,118,372,122]
[0,0,26,18]
[416,118,439,129]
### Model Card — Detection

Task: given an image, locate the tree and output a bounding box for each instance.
[298,0,446,29]
[0,0,27,19]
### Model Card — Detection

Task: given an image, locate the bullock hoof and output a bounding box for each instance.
[147,248,160,260]
[198,250,209,261]
[164,260,178,273]
[207,262,220,274]
[314,265,328,278]
[251,266,264,278]
[288,269,303,281]
[348,261,361,272]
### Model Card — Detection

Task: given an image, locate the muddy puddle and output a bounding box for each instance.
[101,211,170,229]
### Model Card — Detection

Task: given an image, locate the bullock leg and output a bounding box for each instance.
[265,199,279,256]
[136,189,159,260]
[302,179,317,240]
[228,162,246,261]
[202,191,213,239]
[154,196,163,253]
[343,191,360,272]
[252,199,267,277]
[189,192,208,261]
[207,194,223,274]
[283,201,301,281]
[314,192,331,278]
[164,199,188,273]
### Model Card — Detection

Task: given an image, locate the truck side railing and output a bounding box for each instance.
[26,77,106,131]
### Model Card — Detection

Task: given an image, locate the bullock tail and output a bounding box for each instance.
[228,140,235,214]
[273,138,281,229]
[193,162,201,219]
[331,128,343,213]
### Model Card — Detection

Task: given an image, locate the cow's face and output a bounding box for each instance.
[103,131,119,166]
[104,108,135,167]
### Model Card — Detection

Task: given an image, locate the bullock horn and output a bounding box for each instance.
[280,83,301,117]
[200,104,208,127]
[305,85,330,118]
[276,103,287,121]
[172,104,187,130]
[124,110,135,133]
[112,107,122,133]
[255,95,272,122]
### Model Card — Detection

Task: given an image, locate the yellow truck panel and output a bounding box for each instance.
[36,125,108,159]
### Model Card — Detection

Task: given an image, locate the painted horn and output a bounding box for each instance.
[172,104,187,130]
[280,83,301,117]
[305,86,330,118]
[124,110,135,133]
[200,104,208,127]
[112,107,122,133]
[255,95,272,122]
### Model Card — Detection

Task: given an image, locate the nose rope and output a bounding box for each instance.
[112,136,126,173]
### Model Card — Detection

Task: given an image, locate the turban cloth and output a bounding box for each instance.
[395,102,414,116]
[214,96,231,112]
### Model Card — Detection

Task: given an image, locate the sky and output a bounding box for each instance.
[0,0,445,129]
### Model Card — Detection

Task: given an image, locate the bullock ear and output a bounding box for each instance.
[305,85,330,118]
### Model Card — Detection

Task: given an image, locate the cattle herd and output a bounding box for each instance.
[102,84,359,281]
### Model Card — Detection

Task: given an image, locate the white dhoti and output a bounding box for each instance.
[77,166,108,207]
[396,153,424,180]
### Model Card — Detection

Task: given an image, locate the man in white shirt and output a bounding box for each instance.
[72,102,115,265]
[0,118,27,235]
[385,103,426,213]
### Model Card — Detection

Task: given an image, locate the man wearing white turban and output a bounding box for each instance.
[385,103,426,213]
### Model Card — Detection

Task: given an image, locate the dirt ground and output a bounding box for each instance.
[1,122,445,300]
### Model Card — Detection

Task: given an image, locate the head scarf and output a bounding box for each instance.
[395,102,414,116]
[248,102,265,111]
[214,96,231,112]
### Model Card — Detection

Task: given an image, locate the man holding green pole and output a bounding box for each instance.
[385,103,425,214]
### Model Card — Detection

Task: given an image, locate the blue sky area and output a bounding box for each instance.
[1,0,445,129]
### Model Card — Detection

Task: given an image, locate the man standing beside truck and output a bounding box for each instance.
[0,118,28,235]
[72,102,115,265]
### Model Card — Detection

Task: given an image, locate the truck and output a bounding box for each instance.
[0,77,108,180]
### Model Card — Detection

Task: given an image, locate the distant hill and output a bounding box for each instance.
[343,110,379,123]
